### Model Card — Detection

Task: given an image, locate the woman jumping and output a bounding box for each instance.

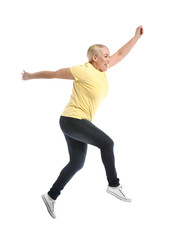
[22,25,144,219]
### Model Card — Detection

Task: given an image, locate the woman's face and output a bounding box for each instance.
[92,47,110,72]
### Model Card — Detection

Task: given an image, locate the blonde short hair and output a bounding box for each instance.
[87,44,107,63]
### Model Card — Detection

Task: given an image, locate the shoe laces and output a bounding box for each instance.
[118,186,126,197]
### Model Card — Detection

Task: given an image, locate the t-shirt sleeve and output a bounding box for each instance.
[70,65,84,81]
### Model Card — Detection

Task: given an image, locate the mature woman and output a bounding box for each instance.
[22,25,144,218]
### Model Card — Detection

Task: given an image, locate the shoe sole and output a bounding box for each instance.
[107,189,132,202]
[41,195,56,219]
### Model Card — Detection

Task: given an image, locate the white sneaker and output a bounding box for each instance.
[42,193,56,219]
[107,185,132,202]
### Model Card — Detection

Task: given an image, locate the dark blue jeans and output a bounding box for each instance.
[48,116,120,200]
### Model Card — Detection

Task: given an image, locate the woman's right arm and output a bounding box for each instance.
[21,68,74,80]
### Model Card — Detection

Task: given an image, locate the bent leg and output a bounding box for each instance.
[60,117,120,187]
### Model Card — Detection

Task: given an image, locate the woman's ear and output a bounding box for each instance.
[92,55,98,62]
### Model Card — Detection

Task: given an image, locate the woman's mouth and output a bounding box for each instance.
[104,63,109,69]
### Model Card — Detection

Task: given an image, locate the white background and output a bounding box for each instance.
[1,0,182,239]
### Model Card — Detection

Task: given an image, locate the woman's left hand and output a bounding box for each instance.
[135,25,144,39]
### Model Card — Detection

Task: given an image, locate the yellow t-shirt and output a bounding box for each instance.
[61,62,109,121]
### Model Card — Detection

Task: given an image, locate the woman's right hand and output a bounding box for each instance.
[21,70,32,80]
[134,25,144,40]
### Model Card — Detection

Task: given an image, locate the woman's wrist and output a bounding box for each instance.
[28,73,34,79]
[133,35,139,43]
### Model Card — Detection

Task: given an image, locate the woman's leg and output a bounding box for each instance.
[48,135,87,200]
[59,116,120,188]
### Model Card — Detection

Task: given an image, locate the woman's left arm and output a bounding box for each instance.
[109,25,144,68]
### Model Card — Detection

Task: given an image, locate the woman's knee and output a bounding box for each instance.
[70,154,86,171]
[75,159,85,170]
[101,137,114,149]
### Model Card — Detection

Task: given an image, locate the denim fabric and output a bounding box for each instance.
[48,116,120,200]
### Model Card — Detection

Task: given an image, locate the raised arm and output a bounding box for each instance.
[109,25,144,68]
[21,68,74,80]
